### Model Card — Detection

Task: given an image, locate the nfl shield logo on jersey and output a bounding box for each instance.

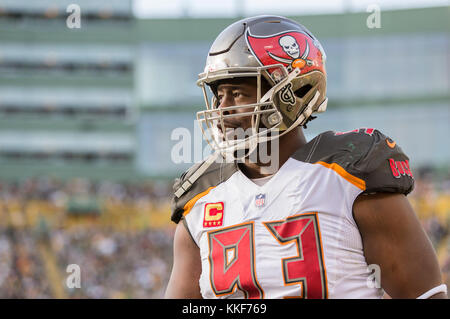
[255,194,266,208]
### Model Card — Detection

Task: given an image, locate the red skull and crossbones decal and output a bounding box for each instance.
[246,30,324,75]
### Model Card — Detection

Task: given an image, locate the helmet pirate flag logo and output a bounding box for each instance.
[245,30,325,76]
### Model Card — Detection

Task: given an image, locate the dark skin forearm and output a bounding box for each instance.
[353,193,447,299]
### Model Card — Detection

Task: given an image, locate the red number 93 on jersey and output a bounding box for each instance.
[207,213,328,299]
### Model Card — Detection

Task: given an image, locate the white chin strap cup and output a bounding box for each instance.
[315,97,328,113]
[416,284,447,299]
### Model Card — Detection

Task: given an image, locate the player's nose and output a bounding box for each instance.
[217,95,235,116]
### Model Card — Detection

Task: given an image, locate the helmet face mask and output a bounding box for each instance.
[197,64,289,159]
[196,15,328,160]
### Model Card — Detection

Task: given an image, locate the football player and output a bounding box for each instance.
[165,15,447,299]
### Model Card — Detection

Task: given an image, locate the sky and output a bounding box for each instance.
[133,0,449,18]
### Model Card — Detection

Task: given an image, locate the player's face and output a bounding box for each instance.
[211,77,278,164]
[215,77,258,133]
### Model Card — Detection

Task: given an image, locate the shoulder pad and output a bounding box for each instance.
[292,128,414,195]
[170,160,237,224]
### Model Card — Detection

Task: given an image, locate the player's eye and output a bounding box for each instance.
[232,90,243,98]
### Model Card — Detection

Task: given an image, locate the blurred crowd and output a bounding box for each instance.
[0,177,175,298]
[409,168,450,289]
[0,168,449,298]
[53,227,173,298]
[0,226,173,298]
[0,177,171,207]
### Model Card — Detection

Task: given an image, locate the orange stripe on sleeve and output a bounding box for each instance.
[183,186,215,217]
[315,161,366,191]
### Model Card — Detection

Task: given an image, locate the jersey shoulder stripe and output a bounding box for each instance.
[314,161,366,190]
[171,161,237,224]
[293,128,414,195]
[183,186,215,218]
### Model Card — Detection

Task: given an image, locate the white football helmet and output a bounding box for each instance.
[196,15,328,159]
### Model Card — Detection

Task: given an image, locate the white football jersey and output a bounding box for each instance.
[183,157,384,299]
[173,129,414,299]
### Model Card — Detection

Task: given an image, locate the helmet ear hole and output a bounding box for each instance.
[294,84,312,98]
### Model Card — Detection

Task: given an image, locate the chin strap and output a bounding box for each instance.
[255,90,325,145]
[260,67,301,104]
[282,90,323,134]
[174,151,220,198]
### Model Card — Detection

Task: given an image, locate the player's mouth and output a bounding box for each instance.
[215,120,249,142]
[216,119,242,132]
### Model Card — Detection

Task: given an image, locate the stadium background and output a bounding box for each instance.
[0,0,448,298]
